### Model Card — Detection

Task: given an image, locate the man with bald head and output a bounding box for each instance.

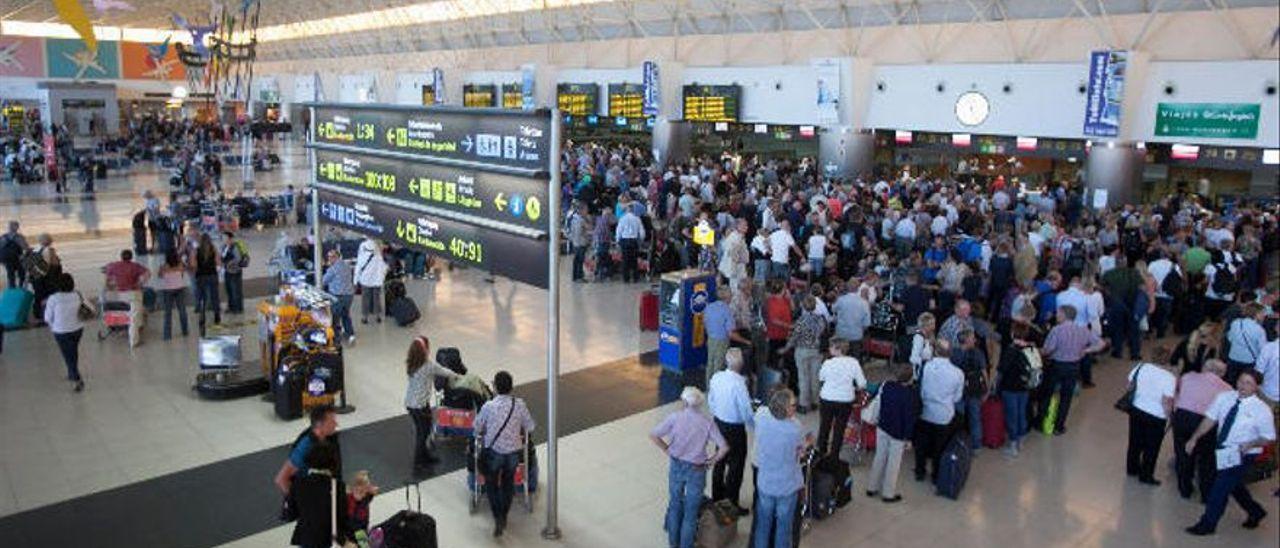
[1173,358,1233,502]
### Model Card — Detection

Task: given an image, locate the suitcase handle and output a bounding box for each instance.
[404,481,421,511]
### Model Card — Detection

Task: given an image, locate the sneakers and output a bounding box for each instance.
[1243,510,1267,529]
[346,335,356,346]
[73,380,84,393]
[1002,444,1019,458]
[1185,525,1213,536]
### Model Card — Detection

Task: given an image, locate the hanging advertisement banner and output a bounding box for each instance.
[642,60,660,117]
[432,68,445,105]
[1082,50,1127,137]
[520,64,536,111]
[1154,103,1260,139]
[812,58,840,125]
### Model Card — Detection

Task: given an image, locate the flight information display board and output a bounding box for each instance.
[682,85,741,122]
[556,83,600,117]
[421,85,436,106]
[501,84,523,109]
[314,148,549,231]
[316,188,548,288]
[463,84,497,108]
[312,104,551,171]
[608,83,645,118]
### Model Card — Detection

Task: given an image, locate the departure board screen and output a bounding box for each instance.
[463,84,496,108]
[501,83,523,109]
[682,85,741,123]
[608,83,645,118]
[421,85,436,106]
[556,83,600,117]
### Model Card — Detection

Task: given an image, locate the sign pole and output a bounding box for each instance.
[541,112,563,541]
[308,105,354,415]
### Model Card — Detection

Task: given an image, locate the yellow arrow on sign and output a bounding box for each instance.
[408,178,418,194]
[494,192,508,211]
[386,127,396,145]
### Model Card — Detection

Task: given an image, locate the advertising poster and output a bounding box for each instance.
[520,64,536,111]
[46,38,120,80]
[1083,50,1127,137]
[642,60,660,117]
[1155,103,1260,140]
[0,36,46,78]
[812,58,840,125]
[120,41,184,80]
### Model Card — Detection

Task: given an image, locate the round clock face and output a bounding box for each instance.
[955,91,990,126]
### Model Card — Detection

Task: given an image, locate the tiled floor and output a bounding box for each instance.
[2,151,1277,547]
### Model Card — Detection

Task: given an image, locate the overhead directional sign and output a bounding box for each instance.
[316,188,549,288]
[312,104,551,171]
[314,148,549,231]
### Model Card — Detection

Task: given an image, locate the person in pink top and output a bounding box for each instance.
[1172,359,1232,502]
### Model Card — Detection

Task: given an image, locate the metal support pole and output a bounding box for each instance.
[242,94,255,189]
[541,111,563,541]
[308,104,353,415]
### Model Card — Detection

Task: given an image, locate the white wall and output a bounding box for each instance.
[1133,60,1280,148]
[394,72,434,106]
[337,73,377,103]
[864,63,1089,139]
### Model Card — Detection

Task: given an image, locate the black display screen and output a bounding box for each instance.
[556,83,600,117]
[682,85,741,122]
[312,104,551,172]
[316,188,548,288]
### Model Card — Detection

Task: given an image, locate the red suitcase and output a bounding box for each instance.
[981,396,1007,448]
[639,291,659,331]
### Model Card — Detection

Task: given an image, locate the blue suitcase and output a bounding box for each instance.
[0,288,34,329]
[935,434,972,500]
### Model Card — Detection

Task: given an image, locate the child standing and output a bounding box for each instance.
[346,470,379,546]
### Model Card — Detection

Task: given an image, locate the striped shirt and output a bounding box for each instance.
[1041,322,1101,363]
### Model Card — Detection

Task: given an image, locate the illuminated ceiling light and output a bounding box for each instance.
[0,20,191,44]
[172,85,189,99]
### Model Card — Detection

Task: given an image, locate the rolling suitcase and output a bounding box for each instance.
[0,287,34,329]
[639,290,659,331]
[981,397,1007,448]
[274,361,306,420]
[372,482,438,548]
[389,297,421,327]
[935,435,972,500]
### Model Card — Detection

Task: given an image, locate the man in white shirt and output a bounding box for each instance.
[707,349,754,515]
[768,220,800,280]
[1056,277,1092,328]
[1147,252,1181,338]
[1256,338,1279,404]
[815,339,867,456]
[1126,362,1176,485]
[1225,304,1267,385]
[1184,370,1275,536]
[914,340,964,483]
[893,214,917,257]
[832,286,872,345]
[931,213,950,237]
[615,208,646,283]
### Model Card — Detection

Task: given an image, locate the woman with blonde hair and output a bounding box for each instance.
[1170,322,1223,374]
[909,312,937,381]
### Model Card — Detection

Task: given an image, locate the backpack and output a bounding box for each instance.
[1064,246,1086,274]
[0,234,20,263]
[1211,262,1238,295]
[234,240,250,268]
[1160,267,1184,299]
[20,247,50,279]
[1021,347,1044,389]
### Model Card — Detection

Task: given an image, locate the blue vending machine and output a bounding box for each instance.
[658,269,717,373]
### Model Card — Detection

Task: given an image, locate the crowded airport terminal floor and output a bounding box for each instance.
[1,1,1279,547]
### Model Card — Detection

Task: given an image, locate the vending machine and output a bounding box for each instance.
[658,269,717,374]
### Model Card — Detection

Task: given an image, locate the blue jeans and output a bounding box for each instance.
[964,396,983,447]
[769,261,790,280]
[332,294,354,339]
[194,274,221,326]
[53,328,84,381]
[223,272,243,313]
[1040,361,1080,431]
[485,449,521,523]
[1194,454,1264,532]
[572,244,588,281]
[664,458,706,548]
[1001,391,1029,442]
[160,288,189,339]
[754,259,771,283]
[752,490,798,548]
[808,258,823,278]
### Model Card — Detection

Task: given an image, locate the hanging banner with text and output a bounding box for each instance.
[812,58,841,125]
[642,60,660,117]
[316,187,549,288]
[1154,103,1260,140]
[1083,50,1127,138]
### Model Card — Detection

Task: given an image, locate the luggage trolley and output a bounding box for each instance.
[467,432,535,515]
[96,291,135,341]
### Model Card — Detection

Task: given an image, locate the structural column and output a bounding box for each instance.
[819,57,876,179]
[651,60,690,166]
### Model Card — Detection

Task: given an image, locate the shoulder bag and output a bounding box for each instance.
[478,399,516,473]
[76,291,97,322]
[1114,364,1145,414]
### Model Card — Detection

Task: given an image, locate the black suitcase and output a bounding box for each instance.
[196,376,269,400]
[374,483,438,548]
[274,362,306,420]
[389,297,421,327]
[935,434,972,500]
[435,347,465,375]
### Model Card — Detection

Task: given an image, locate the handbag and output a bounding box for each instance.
[860,391,881,425]
[1114,364,1145,414]
[76,292,97,322]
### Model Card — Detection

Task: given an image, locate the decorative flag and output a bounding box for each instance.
[52,0,97,54]
[432,67,445,104]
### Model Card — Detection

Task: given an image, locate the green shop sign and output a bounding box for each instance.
[1155,103,1260,139]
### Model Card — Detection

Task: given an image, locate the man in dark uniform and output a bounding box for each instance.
[274,405,344,548]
